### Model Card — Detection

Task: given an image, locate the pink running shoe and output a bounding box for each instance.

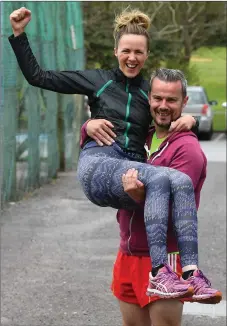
[146,264,194,299]
[186,270,222,304]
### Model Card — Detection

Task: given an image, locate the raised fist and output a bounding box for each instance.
[9,7,31,36]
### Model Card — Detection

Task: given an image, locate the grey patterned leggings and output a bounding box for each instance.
[77,142,198,268]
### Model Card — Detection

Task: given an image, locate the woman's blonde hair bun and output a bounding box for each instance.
[114,9,151,33]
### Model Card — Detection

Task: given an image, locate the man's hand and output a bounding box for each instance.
[9,7,31,36]
[169,115,196,133]
[86,119,117,146]
[122,168,145,202]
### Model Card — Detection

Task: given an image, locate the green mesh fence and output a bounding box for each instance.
[1,1,85,204]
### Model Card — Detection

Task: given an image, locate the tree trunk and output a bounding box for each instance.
[182,24,191,64]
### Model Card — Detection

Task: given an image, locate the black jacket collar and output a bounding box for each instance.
[113,67,143,86]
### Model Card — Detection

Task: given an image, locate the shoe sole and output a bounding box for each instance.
[191,291,222,304]
[146,286,194,299]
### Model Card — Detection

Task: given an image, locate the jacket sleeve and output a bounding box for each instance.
[80,119,91,148]
[8,33,98,95]
[169,141,207,190]
[191,116,200,135]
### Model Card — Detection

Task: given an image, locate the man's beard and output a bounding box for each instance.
[153,113,181,130]
[153,117,171,130]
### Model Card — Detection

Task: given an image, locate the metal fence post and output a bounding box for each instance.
[0,0,3,208]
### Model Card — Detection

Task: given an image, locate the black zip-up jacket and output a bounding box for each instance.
[9,32,151,156]
[9,33,199,157]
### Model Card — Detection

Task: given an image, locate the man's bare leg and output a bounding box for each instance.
[118,300,151,326]
[149,299,183,326]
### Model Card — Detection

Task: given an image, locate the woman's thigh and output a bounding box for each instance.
[78,149,169,209]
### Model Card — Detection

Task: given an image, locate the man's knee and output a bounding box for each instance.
[148,299,183,326]
[119,300,151,326]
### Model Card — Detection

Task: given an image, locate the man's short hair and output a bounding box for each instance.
[150,68,188,98]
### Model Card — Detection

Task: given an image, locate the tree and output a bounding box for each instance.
[149,1,226,64]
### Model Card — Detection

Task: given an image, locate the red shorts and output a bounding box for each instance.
[111,250,183,308]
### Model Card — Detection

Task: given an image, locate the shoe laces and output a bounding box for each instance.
[190,270,211,289]
[157,264,179,283]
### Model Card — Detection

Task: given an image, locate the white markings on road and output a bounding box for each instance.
[184,300,226,318]
[213,133,226,142]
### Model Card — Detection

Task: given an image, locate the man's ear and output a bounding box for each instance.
[183,95,189,108]
[114,48,118,58]
[146,51,150,60]
[148,92,151,106]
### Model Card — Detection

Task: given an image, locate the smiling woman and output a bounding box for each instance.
[113,10,150,78]
[114,34,148,78]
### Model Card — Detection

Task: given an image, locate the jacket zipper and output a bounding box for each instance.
[124,81,132,149]
[144,142,169,162]
[151,142,169,163]
[127,210,135,255]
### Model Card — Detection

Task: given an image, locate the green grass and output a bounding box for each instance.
[213,109,226,131]
[190,46,226,131]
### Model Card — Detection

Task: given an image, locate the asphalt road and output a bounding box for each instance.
[199,132,226,162]
[1,133,226,326]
